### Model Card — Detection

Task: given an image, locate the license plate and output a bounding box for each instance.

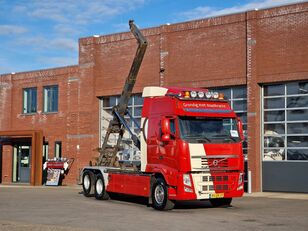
[209,193,224,199]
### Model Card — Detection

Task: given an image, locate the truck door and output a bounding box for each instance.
[159,117,177,169]
[147,117,161,165]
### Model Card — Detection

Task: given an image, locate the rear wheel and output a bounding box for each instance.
[94,174,110,200]
[210,198,232,207]
[151,178,174,211]
[82,171,94,197]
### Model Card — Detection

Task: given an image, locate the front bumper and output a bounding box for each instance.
[168,172,244,201]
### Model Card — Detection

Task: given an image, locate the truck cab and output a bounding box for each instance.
[140,86,244,203]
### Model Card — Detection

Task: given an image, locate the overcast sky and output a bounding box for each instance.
[0,0,305,74]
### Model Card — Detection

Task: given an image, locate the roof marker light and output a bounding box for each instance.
[197,91,205,98]
[184,91,190,98]
[190,91,197,98]
[218,93,225,100]
[205,91,212,99]
[213,92,219,99]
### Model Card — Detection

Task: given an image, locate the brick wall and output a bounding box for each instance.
[1,145,12,183]
[0,65,101,185]
[0,74,12,130]
[246,3,308,191]
[256,3,308,83]
[90,3,307,98]
[0,2,307,189]
[91,14,248,97]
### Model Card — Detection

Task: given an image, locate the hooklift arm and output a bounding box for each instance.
[97,20,148,167]
[117,20,148,115]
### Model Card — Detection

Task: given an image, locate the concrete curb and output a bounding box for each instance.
[244,192,308,200]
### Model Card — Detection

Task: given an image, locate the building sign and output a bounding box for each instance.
[46,169,61,186]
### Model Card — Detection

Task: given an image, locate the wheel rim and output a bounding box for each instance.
[154,184,165,205]
[96,178,103,195]
[84,175,90,190]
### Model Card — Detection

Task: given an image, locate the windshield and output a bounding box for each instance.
[179,116,241,143]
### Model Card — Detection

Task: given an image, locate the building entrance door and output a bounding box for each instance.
[19,146,31,183]
[13,145,31,183]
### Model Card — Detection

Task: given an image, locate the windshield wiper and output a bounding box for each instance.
[212,134,238,142]
[198,136,211,142]
[182,135,211,143]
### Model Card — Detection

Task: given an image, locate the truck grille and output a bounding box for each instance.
[201,175,236,192]
[203,175,228,182]
[199,155,240,171]
[201,157,228,169]
[203,185,215,191]
[208,159,228,167]
[202,185,229,191]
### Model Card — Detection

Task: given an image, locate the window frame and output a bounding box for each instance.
[262,81,308,162]
[100,94,143,146]
[43,85,59,113]
[22,87,37,114]
[54,141,62,159]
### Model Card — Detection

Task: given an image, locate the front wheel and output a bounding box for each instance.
[94,174,110,200]
[210,198,232,207]
[151,178,174,211]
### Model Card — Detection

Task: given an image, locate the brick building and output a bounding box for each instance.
[0,3,308,192]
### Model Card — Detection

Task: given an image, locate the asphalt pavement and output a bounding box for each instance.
[0,185,308,231]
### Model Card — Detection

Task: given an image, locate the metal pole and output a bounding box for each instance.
[248,170,252,194]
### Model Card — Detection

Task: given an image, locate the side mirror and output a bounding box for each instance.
[237,118,245,141]
[161,118,171,142]
[162,134,170,142]
[162,118,170,134]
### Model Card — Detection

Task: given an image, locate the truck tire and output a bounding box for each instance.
[210,198,232,207]
[94,174,110,200]
[82,171,94,197]
[151,178,174,211]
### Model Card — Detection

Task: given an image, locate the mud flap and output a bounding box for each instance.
[148,176,156,205]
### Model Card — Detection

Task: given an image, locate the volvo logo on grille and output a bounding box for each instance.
[209,158,227,167]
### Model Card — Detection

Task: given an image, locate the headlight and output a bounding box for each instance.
[237,173,244,191]
[238,172,243,185]
[184,187,193,193]
[183,174,192,187]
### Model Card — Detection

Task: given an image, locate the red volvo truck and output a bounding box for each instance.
[80,21,244,210]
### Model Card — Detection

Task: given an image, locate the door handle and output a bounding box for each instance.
[159,155,164,160]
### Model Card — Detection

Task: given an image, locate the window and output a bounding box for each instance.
[43,85,58,112]
[209,86,248,156]
[23,88,37,113]
[100,94,143,145]
[170,119,176,135]
[43,142,49,163]
[179,117,241,144]
[55,141,62,159]
[262,81,308,161]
